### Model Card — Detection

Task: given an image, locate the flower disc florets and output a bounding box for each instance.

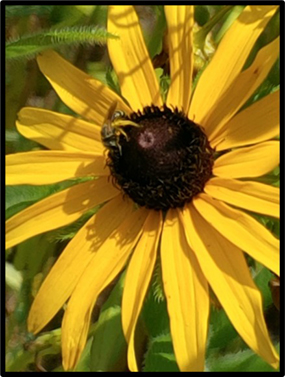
[106,105,214,210]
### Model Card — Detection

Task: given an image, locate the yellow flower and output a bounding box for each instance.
[6,5,280,372]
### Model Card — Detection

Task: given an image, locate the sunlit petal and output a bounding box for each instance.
[165,6,194,113]
[6,151,108,185]
[37,50,131,124]
[6,177,119,249]
[212,90,280,150]
[61,207,148,370]
[122,210,163,371]
[182,204,279,369]
[205,177,279,218]
[161,208,209,371]
[193,194,279,275]
[205,38,279,141]
[108,5,162,111]
[189,5,278,124]
[28,195,133,334]
[213,141,279,178]
[16,108,104,152]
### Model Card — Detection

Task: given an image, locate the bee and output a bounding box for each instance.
[101,102,140,155]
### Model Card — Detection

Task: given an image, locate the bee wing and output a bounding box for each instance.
[105,101,118,123]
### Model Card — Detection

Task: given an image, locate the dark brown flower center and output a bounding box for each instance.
[105,105,214,211]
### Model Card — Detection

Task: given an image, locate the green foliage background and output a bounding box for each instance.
[5,4,280,372]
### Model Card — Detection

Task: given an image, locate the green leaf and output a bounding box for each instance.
[214,6,244,44]
[250,211,280,239]
[5,181,78,220]
[90,306,127,371]
[195,6,233,49]
[87,61,113,89]
[254,266,274,308]
[13,234,55,279]
[142,284,170,338]
[158,72,170,103]
[207,306,241,354]
[105,68,121,96]
[90,273,127,371]
[206,348,278,372]
[195,6,210,26]
[143,333,179,372]
[74,337,93,371]
[6,26,119,61]
[147,5,166,59]
[6,185,54,217]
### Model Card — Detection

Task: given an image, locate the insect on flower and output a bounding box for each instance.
[101,102,141,155]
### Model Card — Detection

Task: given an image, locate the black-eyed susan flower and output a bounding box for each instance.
[6,5,280,372]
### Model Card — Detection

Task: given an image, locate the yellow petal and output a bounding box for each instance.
[160,209,209,371]
[28,195,133,334]
[165,6,194,113]
[189,5,278,124]
[193,194,279,276]
[213,141,279,178]
[205,37,280,141]
[61,207,148,370]
[212,90,280,150]
[122,210,163,372]
[182,203,279,369]
[37,50,131,124]
[6,177,119,249]
[205,177,279,218]
[16,108,104,152]
[6,151,108,185]
[108,6,162,111]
